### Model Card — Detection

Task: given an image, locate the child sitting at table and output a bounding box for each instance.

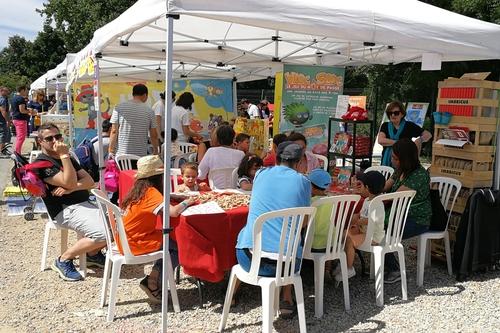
[234,133,250,155]
[176,162,211,192]
[121,155,195,303]
[237,154,263,191]
[308,169,335,276]
[338,170,386,282]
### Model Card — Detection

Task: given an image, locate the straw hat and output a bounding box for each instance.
[135,155,164,179]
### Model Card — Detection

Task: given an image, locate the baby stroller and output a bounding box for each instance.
[9,149,48,221]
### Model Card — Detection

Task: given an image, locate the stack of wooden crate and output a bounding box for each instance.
[429,73,500,260]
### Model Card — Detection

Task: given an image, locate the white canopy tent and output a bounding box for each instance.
[66,0,500,331]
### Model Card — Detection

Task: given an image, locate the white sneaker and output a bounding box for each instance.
[334,267,356,282]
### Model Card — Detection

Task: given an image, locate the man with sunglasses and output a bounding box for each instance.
[377,101,432,167]
[35,123,107,281]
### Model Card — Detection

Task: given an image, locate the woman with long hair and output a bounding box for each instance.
[382,138,432,283]
[121,155,195,303]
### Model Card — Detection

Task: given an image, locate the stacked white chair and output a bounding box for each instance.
[364,165,395,181]
[92,189,180,321]
[219,207,317,333]
[356,190,416,306]
[416,177,461,286]
[303,194,361,317]
[115,153,140,171]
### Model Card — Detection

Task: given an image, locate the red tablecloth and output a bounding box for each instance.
[118,169,248,282]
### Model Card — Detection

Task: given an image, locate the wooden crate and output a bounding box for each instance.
[433,123,497,153]
[437,77,500,120]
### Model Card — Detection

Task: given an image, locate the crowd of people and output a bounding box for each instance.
[10,82,433,319]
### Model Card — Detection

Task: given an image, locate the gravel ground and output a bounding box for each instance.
[0,141,499,332]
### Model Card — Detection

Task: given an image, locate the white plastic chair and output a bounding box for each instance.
[115,153,140,171]
[313,154,328,171]
[416,177,461,286]
[364,165,395,181]
[231,167,239,189]
[208,167,238,190]
[356,190,416,307]
[219,207,317,333]
[40,217,87,278]
[178,142,197,154]
[171,168,182,193]
[303,194,361,317]
[92,189,180,322]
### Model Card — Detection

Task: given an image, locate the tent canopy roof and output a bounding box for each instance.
[69,0,500,85]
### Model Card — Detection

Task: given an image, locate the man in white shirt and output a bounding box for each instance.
[241,99,261,119]
[153,91,176,140]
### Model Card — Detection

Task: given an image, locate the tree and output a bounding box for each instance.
[41,0,137,52]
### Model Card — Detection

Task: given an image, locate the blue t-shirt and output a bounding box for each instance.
[0,96,9,123]
[27,101,44,113]
[11,95,29,121]
[236,165,311,253]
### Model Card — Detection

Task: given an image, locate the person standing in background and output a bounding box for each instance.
[109,84,159,159]
[172,92,201,143]
[0,87,11,155]
[27,90,48,133]
[11,86,32,154]
[241,99,260,119]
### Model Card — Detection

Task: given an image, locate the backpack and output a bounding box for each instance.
[13,156,53,197]
[103,159,120,192]
[74,138,99,181]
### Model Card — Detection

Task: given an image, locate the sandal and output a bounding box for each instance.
[279,300,297,319]
[139,276,162,304]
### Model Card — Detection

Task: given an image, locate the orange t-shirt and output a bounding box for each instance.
[121,187,163,256]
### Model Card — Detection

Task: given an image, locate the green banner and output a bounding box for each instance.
[280,64,344,155]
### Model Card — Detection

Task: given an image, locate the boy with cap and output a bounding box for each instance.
[338,170,386,281]
[308,168,334,252]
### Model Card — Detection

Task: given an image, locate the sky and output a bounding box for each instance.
[0,0,45,49]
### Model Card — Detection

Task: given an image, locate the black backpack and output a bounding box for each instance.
[429,189,448,231]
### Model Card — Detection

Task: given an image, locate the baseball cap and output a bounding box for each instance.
[277,141,303,161]
[357,171,386,195]
[308,168,332,190]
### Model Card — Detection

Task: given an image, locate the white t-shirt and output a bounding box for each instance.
[152,100,165,132]
[171,105,191,142]
[247,104,260,118]
[361,198,385,244]
[198,146,245,188]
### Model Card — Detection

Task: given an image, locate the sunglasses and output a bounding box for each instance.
[387,111,401,117]
[42,133,63,142]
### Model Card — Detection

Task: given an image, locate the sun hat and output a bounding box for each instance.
[277,141,303,161]
[308,168,332,190]
[357,170,386,195]
[135,155,164,179]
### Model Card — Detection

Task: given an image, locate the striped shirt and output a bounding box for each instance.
[110,100,156,156]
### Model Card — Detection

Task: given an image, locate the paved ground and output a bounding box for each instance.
[0,138,499,332]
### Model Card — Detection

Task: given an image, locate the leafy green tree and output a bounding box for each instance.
[41,0,137,52]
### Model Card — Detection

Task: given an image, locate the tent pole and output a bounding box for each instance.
[67,87,74,147]
[161,11,175,333]
[232,78,237,116]
[93,55,105,190]
[55,80,60,114]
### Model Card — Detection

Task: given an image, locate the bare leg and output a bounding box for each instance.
[345,236,356,269]
[60,238,106,261]
[282,285,293,304]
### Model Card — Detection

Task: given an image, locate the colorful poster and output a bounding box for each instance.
[280,65,344,155]
[72,79,234,145]
[233,117,269,156]
[405,102,429,128]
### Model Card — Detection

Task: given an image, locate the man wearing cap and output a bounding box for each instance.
[307,168,334,252]
[235,141,311,316]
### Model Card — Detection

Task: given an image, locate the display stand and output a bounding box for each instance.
[327,118,373,175]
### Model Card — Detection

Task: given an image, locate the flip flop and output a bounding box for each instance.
[139,276,162,304]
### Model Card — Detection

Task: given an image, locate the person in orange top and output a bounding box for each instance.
[121,155,195,303]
